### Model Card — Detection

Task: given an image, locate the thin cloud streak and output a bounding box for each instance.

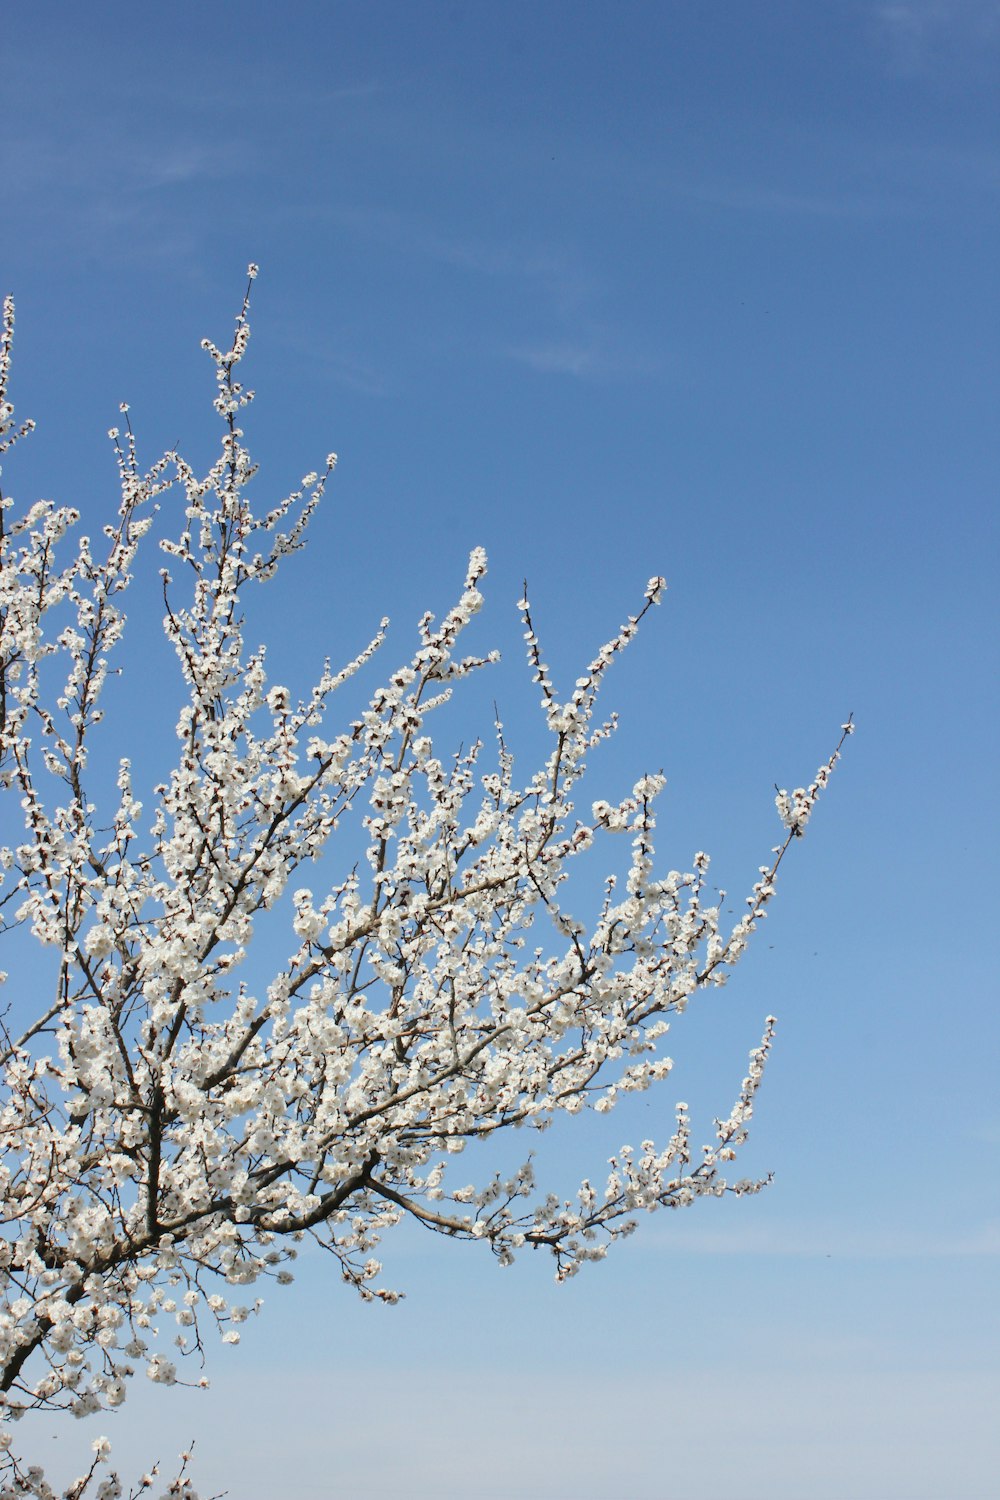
[274,330,388,397]
[71,1361,1000,1500]
[504,338,661,381]
[322,202,591,291]
[505,341,600,378]
[872,0,1000,74]
[688,180,911,219]
[632,1218,1000,1259]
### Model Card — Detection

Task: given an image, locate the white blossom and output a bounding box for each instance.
[0,281,850,1498]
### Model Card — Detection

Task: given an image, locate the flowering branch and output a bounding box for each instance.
[0,276,850,1492]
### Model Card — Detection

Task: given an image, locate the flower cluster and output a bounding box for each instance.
[775,719,853,838]
[0,275,849,1494]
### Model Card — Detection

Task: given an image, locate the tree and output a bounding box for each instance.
[0,271,851,1498]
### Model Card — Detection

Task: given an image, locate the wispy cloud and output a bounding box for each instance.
[504,336,661,381]
[689,180,910,219]
[129,142,243,192]
[505,340,599,377]
[5,124,250,274]
[8,124,242,198]
[872,0,1000,74]
[91,1358,1000,1500]
[273,329,388,396]
[632,1217,1000,1259]
[321,202,590,295]
[318,202,661,381]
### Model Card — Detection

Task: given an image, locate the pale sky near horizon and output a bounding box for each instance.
[2,2,998,1497]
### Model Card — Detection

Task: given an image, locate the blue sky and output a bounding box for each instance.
[2,2,998,1496]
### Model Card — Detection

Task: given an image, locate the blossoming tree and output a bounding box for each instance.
[0,272,851,1498]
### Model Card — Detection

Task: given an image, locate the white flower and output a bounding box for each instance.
[84,925,115,960]
[146,1355,177,1384]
